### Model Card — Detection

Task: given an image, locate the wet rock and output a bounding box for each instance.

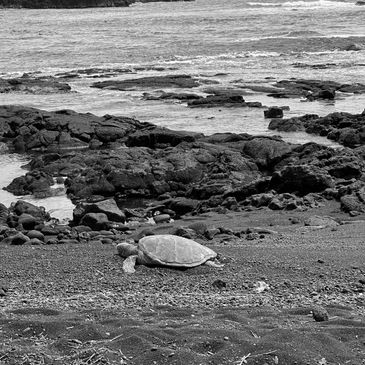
[80,213,109,231]
[0,76,71,94]
[11,200,50,220]
[74,198,125,224]
[127,127,202,148]
[26,230,45,241]
[92,75,200,90]
[264,107,284,118]
[242,136,294,169]
[142,91,201,101]
[312,307,329,322]
[153,214,171,224]
[304,216,339,228]
[28,238,44,245]
[270,165,334,195]
[340,194,365,213]
[17,214,38,230]
[165,198,200,216]
[9,232,30,245]
[188,95,258,108]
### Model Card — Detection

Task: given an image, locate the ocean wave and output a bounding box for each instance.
[248,0,355,8]
[161,51,282,64]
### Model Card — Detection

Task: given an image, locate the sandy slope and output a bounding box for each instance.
[0,203,365,364]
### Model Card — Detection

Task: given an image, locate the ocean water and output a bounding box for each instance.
[0,0,364,216]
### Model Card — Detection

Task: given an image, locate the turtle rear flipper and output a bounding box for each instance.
[123,255,138,274]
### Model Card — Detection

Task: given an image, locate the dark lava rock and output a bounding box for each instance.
[142,91,201,101]
[312,307,329,322]
[12,200,50,221]
[26,230,45,241]
[0,105,149,152]
[9,232,30,245]
[269,111,365,148]
[0,76,71,94]
[187,95,262,108]
[73,198,125,225]
[127,127,203,148]
[264,107,284,119]
[17,213,38,230]
[270,165,334,195]
[92,75,200,90]
[80,212,109,231]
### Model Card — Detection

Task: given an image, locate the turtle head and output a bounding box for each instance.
[117,242,138,258]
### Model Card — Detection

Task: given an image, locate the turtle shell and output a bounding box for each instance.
[138,234,217,267]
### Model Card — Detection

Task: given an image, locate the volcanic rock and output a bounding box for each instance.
[92,75,200,90]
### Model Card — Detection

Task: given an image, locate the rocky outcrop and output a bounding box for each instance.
[92,75,200,90]
[187,95,263,108]
[0,105,151,152]
[0,0,133,8]
[239,79,365,100]
[269,111,365,148]
[0,76,71,94]
[2,106,365,217]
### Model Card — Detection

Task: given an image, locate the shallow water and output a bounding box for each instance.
[0,153,75,221]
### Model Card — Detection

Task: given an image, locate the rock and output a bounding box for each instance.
[340,194,365,213]
[80,213,109,231]
[26,230,45,241]
[127,127,202,148]
[142,91,201,101]
[74,199,125,224]
[242,137,294,169]
[212,279,227,289]
[9,232,30,245]
[0,281,8,297]
[264,107,284,119]
[0,203,9,225]
[187,95,259,108]
[12,200,49,220]
[92,75,200,90]
[166,198,200,216]
[270,165,334,195]
[28,238,44,245]
[17,213,38,230]
[304,216,339,228]
[153,214,171,224]
[187,222,208,235]
[312,307,329,322]
[0,76,71,94]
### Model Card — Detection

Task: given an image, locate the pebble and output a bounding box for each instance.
[312,307,329,322]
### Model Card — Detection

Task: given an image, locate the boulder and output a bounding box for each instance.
[80,213,109,231]
[9,232,30,245]
[74,199,125,224]
[304,216,339,228]
[17,213,38,230]
[270,165,334,195]
[127,127,203,148]
[12,200,49,220]
[264,107,284,119]
[26,230,45,241]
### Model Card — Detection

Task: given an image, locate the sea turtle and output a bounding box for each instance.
[117,234,223,273]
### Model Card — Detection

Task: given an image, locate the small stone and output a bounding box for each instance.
[212,279,227,289]
[359,278,365,285]
[317,259,325,264]
[223,336,229,341]
[312,307,329,322]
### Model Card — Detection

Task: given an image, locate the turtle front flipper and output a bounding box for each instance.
[122,255,138,274]
[204,260,224,268]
